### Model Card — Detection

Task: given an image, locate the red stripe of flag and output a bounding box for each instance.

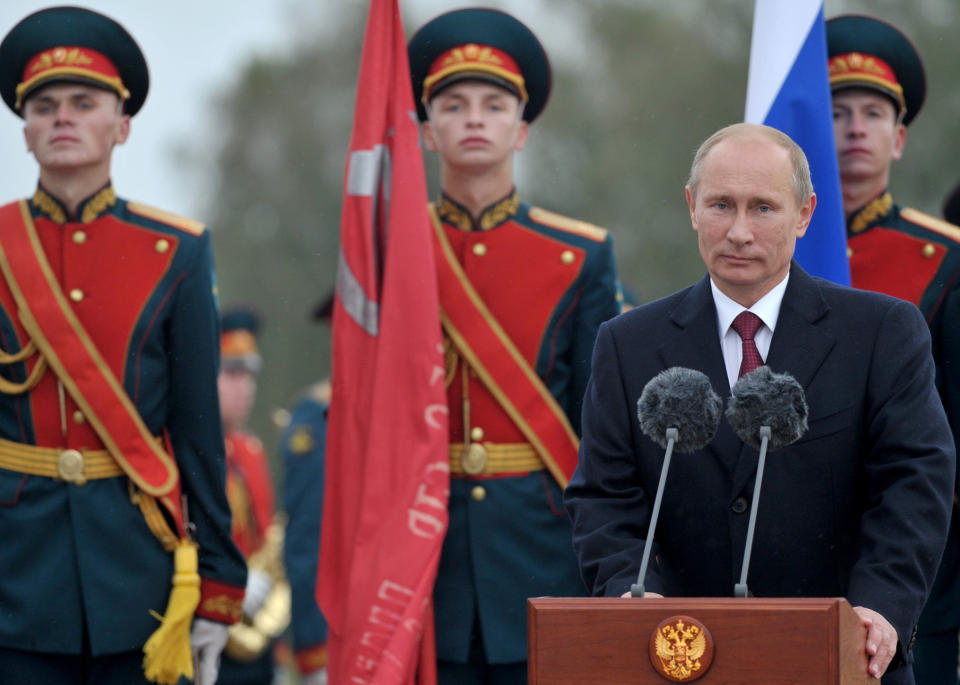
[318,0,449,683]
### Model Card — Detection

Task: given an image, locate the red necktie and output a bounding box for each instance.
[732,311,764,378]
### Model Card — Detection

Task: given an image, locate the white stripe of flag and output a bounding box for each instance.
[745,0,850,285]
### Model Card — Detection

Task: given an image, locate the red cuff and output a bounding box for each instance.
[296,643,328,674]
[196,577,244,624]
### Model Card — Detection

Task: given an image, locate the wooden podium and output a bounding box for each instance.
[528,597,870,684]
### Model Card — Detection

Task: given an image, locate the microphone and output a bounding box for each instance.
[726,365,808,597]
[631,367,722,597]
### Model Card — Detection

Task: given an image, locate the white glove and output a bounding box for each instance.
[190,618,229,685]
[301,668,328,685]
[242,569,273,617]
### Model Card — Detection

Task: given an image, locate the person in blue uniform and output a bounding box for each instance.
[827,16,960,683]
[280,297,331,685]
[0,7,245,684]
[407,9,622,683]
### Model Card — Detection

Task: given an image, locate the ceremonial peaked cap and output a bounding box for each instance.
[408,7,551,122]
[826,14,925,126]
[221,306,263,373]
[0,6,148,117]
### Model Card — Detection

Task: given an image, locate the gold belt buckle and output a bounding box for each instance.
[57,449,87,486]
[462,443,488,475]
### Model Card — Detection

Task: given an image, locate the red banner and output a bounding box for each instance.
[318,0,449,683]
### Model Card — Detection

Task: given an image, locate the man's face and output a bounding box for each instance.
[422,81,528,171]
[22,83,130,173]
[218,366,257,431]
[832,89,905,185]
[686,136,815,307]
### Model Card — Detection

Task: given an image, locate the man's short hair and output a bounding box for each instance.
[687,123,813,206]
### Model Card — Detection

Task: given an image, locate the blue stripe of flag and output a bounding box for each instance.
[754,6,850,285]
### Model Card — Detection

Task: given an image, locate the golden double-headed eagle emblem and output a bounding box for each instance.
[654,618,707,681]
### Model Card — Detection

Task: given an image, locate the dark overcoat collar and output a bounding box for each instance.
[653,262,837,488]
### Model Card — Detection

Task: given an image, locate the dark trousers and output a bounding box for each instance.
[0,645,150,684]
[912,629,959,685]
[437,616,525,685]
[437,656,525,685]
[215,648,275,685]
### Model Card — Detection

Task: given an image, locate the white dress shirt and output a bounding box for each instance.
[710,275,789,391]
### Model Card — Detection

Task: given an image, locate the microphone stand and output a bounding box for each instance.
[631,427,677,597]
[734,425,770,598]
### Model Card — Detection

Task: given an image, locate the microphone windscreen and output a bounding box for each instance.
[726,366,808,450]
[637,367,722,453]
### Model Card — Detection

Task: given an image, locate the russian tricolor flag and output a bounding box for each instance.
[745,0,850,285]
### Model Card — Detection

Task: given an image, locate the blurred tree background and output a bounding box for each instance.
[196,0,960,479]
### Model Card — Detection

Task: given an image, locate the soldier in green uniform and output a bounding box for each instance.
[828,15,960,684]
[0,7,246,684]
[407,8,621,683]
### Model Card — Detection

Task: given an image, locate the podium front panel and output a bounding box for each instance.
[528,597,869,684]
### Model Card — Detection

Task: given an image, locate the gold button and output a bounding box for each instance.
[472,243,487,257]
[846,247,853,258]
[471,485,487,502]
[923,243,936,258]
[561,250,575,264]
[470,426,484,441]
[69,288,84,302]
[72,230,86,245]
[155,239,170,254]
[72,410,85,424]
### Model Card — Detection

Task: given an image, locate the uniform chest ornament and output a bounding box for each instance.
[462,442,488,475]
[58,448,86,485]
[649,615,714,681]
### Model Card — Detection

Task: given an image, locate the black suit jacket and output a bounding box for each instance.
[565,263,955,681]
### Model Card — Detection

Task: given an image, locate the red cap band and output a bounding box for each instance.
[221,329,259,359]
[423,43,527,103]
[828,51,905,112]
[16,46,129,108]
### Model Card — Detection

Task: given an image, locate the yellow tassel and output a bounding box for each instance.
[142,538,201,684]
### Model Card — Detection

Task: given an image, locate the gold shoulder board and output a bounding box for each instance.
[287,426,315,455]
[127,202,206,236]
[901,207,960,244]
[528,207,608,243]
